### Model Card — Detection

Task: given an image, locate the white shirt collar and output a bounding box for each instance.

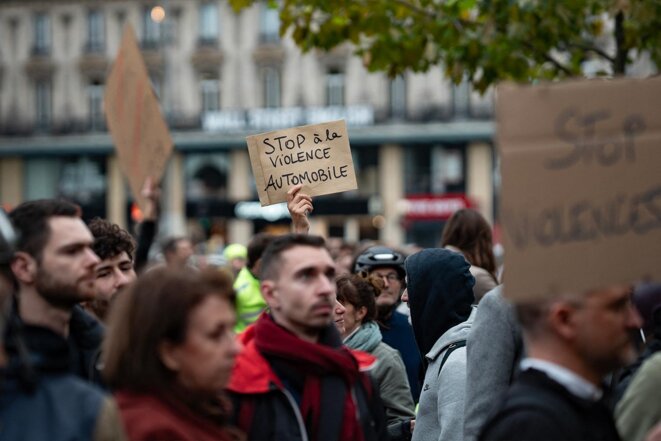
[520,358,603,401]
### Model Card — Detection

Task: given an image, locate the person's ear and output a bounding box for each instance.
[159,341,181,372]
[548,301,579,341]
[261,280,280,311]
[356,305,368,322]
[10,252,37,284]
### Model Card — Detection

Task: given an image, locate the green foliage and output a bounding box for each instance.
[229,0,661,93]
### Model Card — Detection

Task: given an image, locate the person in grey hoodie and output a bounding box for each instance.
[404,248,475,441]
[463,286,524,441]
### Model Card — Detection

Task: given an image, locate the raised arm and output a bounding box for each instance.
[287,184,313,235]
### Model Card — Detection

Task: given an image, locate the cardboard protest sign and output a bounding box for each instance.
[247,120,358,206]
[497,76,661,302]
[104,24,173,210]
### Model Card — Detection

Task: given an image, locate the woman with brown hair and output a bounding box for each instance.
[336,274,415,441]
[103,267,243,441]
[441,208,500,303]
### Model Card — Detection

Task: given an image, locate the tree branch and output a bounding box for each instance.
[567,41,615,63]
[522,42,573,76]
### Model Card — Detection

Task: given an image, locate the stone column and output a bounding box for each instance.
[379,144,404,246]
[0,158,23,208]
[466,142,494,224]
[228,149,252,244]
[162,152,186,236]
[106,155,126,229]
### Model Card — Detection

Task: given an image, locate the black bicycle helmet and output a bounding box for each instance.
[354,246,406,279]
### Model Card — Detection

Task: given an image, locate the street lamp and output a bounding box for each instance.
[150,6,166,24]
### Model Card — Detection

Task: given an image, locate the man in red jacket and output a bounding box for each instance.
[227,233,388,441]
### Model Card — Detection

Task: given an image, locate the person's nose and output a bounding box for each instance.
[85,248,100,267]
[318,274,335,296]
[380,274,391,288]
[114,269,131,289]
[335,300,346,316]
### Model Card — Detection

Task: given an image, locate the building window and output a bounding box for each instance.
[143,7,162,49]
[25,156,108,219]
[88,82,105,131]
[452,77,471,119]
[405,144,466,195]
[200,79,220,113]
[389,75,407,119]
[262,66,281,108]
[259,2,280,43]
[185,153,230,200]
[326,69,345,106]
[35,81,52,130]
[33,12,51,55]
[86,10,105,53]
[199,2,219,45]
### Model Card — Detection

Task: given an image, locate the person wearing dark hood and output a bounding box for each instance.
[403,248,475,441]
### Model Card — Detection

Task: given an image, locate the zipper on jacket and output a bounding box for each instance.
[277,385,309,441]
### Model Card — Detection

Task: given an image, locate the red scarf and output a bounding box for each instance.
[254,314,366,441]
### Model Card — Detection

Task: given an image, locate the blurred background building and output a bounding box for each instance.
[0,0,496,248]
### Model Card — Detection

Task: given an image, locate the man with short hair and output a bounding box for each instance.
[85,218,137,322]
[479,285,642,441]
[355,246,422,402]
[162,236,194,269]
[227,234,388,441]
[1,203,126,439]
[8,199,105,384]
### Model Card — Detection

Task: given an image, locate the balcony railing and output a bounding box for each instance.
[30,45,51,57]
[83,41,106,54]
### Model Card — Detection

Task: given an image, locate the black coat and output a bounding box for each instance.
[479,369,621,441]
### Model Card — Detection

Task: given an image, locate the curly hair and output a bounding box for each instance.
[88,218,136,261]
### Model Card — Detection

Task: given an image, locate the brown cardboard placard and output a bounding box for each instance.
[104,24,173,209]
[497,76,661,302]
[247,120,358,206]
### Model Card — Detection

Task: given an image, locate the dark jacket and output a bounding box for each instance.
[380,310,422,402]
[1,323,124,441]
[479,369,620,441]
[68,305,105,385]
[227,324,389,441]
[9,300,105,386]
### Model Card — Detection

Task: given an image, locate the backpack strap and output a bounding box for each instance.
[437,340,466,376]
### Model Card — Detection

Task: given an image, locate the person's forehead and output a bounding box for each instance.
[282,245,333,267]
[97,251,132,268]
[585,284,632,305]
[189,295,234,327]
[46,216,93,245]
[370,267,399,275]
[176,239,192,248]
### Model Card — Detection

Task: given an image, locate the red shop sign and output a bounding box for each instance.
[402,194,476,221]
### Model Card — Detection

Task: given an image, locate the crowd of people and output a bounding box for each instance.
[0,181,660,441]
